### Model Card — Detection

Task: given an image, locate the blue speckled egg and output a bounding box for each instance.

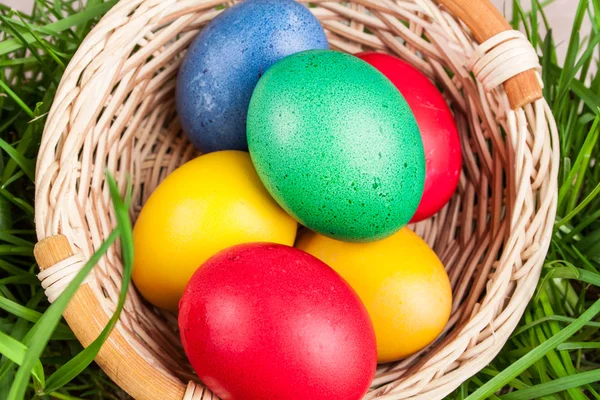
[176,0,328,153]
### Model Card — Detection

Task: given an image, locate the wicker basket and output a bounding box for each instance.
[33,0,559,398]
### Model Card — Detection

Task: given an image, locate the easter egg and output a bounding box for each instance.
[247,50,425,242]
[132,151,297,311]
[357,52,462,222]
[176,0,328,153]
[297,227,452,362]
[179,243,377,400]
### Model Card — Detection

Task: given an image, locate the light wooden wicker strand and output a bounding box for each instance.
[34,0,559,399]
[37,251,86,303]
[469,31,542,93]
[436,0,543,108]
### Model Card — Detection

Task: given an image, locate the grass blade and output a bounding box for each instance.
[7,228,119,400]
[0,295,72,337]
[0,80,34,118]
[548,267,600,287]
[0,331,44,388]
[465,299,600,400]
[0,1,117,56]
[557,342,600,351]
[0,15,60,86]
[500,369,600,400]
[42,173,133,394]
[0,139,35,182]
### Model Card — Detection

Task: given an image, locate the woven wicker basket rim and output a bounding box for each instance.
[33,0,559,399]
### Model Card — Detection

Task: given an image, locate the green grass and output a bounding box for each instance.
[452,1,600,399]
[0,2,130,399]
[0,0,598,399]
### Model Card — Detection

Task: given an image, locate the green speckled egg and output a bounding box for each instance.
[247,50,425,242]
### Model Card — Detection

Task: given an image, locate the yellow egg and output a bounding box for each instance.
[133,150,297,311]
[296,227,451,362]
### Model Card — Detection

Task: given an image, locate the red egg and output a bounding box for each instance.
[357,52,462,222]
[179,243,377,400]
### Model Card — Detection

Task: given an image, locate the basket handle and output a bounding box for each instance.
[34,235,186,400]
[437,0,543,109]
[35,235,74,270]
